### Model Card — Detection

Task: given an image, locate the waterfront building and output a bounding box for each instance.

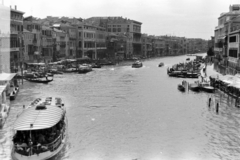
[22,29,33,62]
[52,27,69,60]
[41,26,53,63]
[85,17,142,59]
[141,34,153,58]
[152,37,165,57]
[23,16,42,63]
[10,6,24,73]
[77,22,107,59]
[60,23,77,59]
[0,4,10,73]
[214,4,240,74]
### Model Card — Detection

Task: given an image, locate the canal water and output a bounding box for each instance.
[1,53,240,160]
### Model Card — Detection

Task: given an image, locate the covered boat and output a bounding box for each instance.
[12,97,67,160]
[0,84,10,128]
[132,61,143,68]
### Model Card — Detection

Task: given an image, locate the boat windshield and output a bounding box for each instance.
[13,117,66,156]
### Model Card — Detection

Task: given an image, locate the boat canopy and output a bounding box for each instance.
[0,73,16,81]
[13,105,64,131]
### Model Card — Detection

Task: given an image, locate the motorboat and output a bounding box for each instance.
[11,97,67,160]
[132,61,143,68]
[63,68,78,73]
[158,62,164,67]
[78,64,92,74]
[199,82,215,93]
[0,85,10,128]
[186,58,190,61]
[189,83,200,92]
[178,84,185,92]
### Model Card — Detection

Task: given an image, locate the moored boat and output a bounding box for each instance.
[91,63,101,68]
[78,64,93,74]
[132,61,143,68]
[0,85,10,128]
[11,97,67,160]
[178,84,185,92]
[10,86,20,101]
[199,82,215,93]
[189,83,200,92]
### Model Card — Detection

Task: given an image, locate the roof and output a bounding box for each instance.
[13,104,64,131]
[0,73,16,81]
[0,85,7,95]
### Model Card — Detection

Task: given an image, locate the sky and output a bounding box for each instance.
[4,0,240,39]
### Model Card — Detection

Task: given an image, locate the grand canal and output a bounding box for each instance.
[1,53,240,160]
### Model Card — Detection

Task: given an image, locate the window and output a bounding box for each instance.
[229,36,237,43]
[113,28,116,32]
[118,28,121,32]
[108,28,111,32]
[229,49,238,58]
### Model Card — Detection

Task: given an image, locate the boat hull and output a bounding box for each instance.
[201,87,215,93]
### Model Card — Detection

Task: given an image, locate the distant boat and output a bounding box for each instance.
[132,61,143,68]
[0,85,10,128]
[158,62,164,67]
[199,82,215,93]
[78,64,92,74]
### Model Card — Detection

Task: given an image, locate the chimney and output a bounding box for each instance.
[10,5,11,9]
[15,5,17,10]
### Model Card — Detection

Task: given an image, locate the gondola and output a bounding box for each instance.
[25,77,53,84]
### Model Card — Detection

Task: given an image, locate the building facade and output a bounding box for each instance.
[10,6,24,72]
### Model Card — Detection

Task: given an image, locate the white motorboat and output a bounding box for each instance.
[11,97,67,160]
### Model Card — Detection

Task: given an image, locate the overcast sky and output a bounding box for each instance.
[5,0,240,39]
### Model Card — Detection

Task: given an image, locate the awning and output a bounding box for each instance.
[0,73,16,81]
[13,105,64,131]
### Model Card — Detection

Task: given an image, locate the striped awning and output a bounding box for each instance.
[13,105,64,131]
